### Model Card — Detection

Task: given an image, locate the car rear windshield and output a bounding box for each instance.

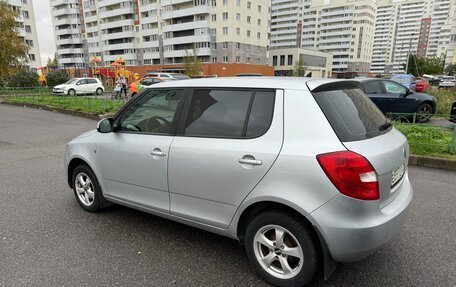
[312,88,391,142]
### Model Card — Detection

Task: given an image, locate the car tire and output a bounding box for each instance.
[131,92,137,98]
[245,211,318,287]
[72,164,105,212]
[96,88,103,95]
[416,103,433,123]
[68,89,76,96]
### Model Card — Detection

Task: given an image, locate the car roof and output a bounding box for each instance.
[148,77,358,91]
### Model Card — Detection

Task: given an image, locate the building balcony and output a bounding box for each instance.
[143,52,160,59]
[98,0,126,8]
[51,0,72,6]
[138,3,158,12]
[59,57,86,64]
[99,19,135,30]
[99,7,135,19]
[101,30,136,40]
[58,48,85,55]
[52,7,79,17]
[163,34,210,45]
[141,16,158,24]
[164,47,211,58]
[54,18,80,26]
[103,42,135,51]
[85,15,98,23]
[56,38,83,46]
[161,5,210,20]
[142,40,160,48]
[162,20,209,32]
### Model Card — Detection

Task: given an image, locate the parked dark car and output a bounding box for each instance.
[357,79,437,122]
[450,101,456,123]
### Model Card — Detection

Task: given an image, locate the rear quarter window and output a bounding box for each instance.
[312,88,390,142]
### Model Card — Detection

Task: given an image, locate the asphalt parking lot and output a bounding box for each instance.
[0,104,455,286]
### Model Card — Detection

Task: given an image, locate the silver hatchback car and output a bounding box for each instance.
[64,78,413,286]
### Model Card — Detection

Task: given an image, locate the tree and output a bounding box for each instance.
[291,58,307,77]
[47,52,59,67]
[46,71,69,87]
[406,54,444,76]
[8,70,39,87]
[183,45,202,77]
[0,0,30,83]
[444,64,456,76]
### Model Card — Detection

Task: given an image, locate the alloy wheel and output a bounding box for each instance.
[75,172,95,207]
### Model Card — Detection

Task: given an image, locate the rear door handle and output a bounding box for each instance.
[238,158,262,166]
[150,149,166,157]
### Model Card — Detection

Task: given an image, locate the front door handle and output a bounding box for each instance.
[238,157,262,166]
[150,149,166,157]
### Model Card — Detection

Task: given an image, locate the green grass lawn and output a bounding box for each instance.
[4,95,124,115]
[394,123,456,159]
[423,88,456,115]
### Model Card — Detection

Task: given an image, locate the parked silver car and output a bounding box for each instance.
[64,78,413,286]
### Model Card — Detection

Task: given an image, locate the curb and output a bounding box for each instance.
[409,155,456,171]
[2,100,456,172]
[1,101,102,120]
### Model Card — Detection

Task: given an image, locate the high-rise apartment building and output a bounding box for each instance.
[50,0,269,67]
[8,0,42,69]
[371,0,456,74]
[270,0,377,75]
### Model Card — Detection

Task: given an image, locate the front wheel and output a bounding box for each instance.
[72,165,103,212]
[245,211,318,287]
[68,89,76,96]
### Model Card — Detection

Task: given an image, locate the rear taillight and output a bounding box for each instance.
[317,151,379,201]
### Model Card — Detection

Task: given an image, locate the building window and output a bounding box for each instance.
[223,56,228,63]
[223,12,228,20]
[211,0,216,6]
[236,42,240,49]
[236,0,240,6]
[236,28,240,35]
[210,28,216,35]
[21,0,27,3]
[212,57,217,63]
[247,16,251,23]
[247,30,251,37]
[223,41,228,49]
[223,0,228,5]
[236,56,240,62]
[22,10,29,18]
[247,57,250,63]
[25,25,31,33]
[257,19,261,26]
[247,1,251,8]
[258,5,261,12]
[272,56,277,66]
[29,54,35,61]
[287,55,293,65]
[223,27,228,35]
[211,42,217,49]
[280,55,285,66]
[257,32,260,39]
[236,13,240,21]
[211,14,216,21]
[256,58,260,64]
[144,59,152,65]
[25,40,33,47]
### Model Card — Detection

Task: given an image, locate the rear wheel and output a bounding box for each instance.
[245,211,318,287]
[96,88,103,95]
[416,103,433,123]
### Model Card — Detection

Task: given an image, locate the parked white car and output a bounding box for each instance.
[438,76,456,88]
[53,78,105,96]
[143,72,190,80]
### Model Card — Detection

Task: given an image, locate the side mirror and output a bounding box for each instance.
[401,89,412,98]
[97,118,113,133]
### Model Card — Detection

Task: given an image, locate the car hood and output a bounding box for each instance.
[69,129,98,144]
[409,92,436,102]
[54,84,68,89]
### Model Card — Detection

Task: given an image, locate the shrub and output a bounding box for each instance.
[8,71,39,87]
[46,71,69,87]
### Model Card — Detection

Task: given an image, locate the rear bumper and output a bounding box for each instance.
[309,175,413,262]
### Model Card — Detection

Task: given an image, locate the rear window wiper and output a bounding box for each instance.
[379,121,392,132]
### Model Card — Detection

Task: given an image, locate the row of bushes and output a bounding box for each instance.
[3,71,69,88]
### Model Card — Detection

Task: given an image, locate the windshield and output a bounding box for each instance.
[391,77,412,85]
[64,79,79,85]
[170,73,190,79]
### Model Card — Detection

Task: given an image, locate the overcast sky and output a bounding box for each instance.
[32,0,55,65]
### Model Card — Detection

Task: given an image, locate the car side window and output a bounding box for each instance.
[185,89,251,137]
[246,91,275,137]
[87,79,97,84]
[118,89,183,134]
[383,81,406,94]
[140,79,152,86]
[76,79,87,85]
[362,81,383,94]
